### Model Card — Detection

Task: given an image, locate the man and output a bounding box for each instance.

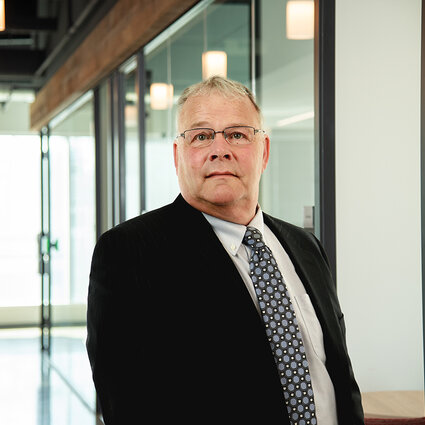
[86,76,364,424]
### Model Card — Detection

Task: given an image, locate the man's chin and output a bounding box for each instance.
[201,186,241,206]
[182,187,256,224]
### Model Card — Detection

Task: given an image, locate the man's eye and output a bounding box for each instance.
[229,132,245,140]
[195,133,208,141]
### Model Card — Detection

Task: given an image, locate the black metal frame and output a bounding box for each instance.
[109,70,129,224]
[94,87,103,241]
[111,71,125,225]
[315,0,336,283]
[137,50,147,213]
[117,72,127,222]
[40,126,51,352]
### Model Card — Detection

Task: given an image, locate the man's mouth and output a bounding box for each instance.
[206,172,236,178]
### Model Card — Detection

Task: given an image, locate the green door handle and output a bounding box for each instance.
[49,239,59,251]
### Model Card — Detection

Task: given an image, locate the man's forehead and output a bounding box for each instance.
[183,91,248,106]
[178,92,259,127]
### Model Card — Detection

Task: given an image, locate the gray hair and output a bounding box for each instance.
[176,76,262,124]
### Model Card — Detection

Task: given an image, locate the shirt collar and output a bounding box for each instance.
[203,207,265,256]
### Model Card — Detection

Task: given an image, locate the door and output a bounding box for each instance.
[47,93,97,414]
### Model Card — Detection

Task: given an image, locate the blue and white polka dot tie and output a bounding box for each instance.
[243,227,316,425]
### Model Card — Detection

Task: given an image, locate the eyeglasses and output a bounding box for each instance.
[177,126,265,148]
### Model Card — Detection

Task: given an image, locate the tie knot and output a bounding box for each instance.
[243,226,265,249]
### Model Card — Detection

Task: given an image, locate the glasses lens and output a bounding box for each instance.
[224,126,255,144]
[185,128,214,146]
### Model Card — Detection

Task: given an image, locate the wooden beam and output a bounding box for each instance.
[30,0,199,131]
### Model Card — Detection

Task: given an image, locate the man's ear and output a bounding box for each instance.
[173,140,179,175]
[262,134,270,172]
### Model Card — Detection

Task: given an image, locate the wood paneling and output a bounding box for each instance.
[30,0,199,131]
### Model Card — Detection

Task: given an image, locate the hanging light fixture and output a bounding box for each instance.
[201,10,227,80]
[0,0,5,32]
[286,0,314,40]
[150,83,174,110]
[202,51,227,80]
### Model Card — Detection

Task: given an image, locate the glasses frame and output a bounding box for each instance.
[177,125,265,146]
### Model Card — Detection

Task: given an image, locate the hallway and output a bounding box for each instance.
[0,327,102,425]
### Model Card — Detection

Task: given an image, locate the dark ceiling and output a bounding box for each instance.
[0,0,118,94]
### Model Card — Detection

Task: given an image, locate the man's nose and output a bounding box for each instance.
[209,132,232,160]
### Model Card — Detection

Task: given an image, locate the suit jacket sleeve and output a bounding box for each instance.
[86,225,147,424]
[311,232,364,425]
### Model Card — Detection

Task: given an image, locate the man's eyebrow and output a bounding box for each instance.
[187,121,211,128]
[187,122,248,129]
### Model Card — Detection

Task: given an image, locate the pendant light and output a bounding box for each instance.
[150,83,174,110]
[202,9,227,80]
[286,0,314,40]
[0,0,5,32]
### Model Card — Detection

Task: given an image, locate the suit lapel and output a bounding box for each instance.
[263,214,328,303]
[263,215,362,423]
[263,214,344,353]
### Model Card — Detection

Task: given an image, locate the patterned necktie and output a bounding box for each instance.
[243,226,316,425]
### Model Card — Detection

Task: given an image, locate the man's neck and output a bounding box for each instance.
[194,201,258,225]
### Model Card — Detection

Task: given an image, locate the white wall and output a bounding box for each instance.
[0,101,34,135]
[335,0,423,392]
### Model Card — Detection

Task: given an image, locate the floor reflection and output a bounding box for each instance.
[0,328,102,425]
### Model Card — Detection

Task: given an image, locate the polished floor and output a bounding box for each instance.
[0,327,103,425]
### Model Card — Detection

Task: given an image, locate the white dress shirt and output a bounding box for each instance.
[203,208,338,425]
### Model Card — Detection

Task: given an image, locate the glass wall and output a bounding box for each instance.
[48,93,97,412]
[49,95,96,312]
[0,136,40,311]
[257,0,315,229]
[122,58,141,220]
[142,0,315,232]
[144,0,251,211]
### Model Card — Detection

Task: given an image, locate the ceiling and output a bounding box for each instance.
[0,0,118,96]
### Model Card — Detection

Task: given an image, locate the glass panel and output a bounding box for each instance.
[257,0,315,230]
[123,62,141,220]
[142,0,314,229]
[0,135,40,308]
[144,0,251,211]
[49,95,96,412]
[49,136,70,304]
[144,40,179,211]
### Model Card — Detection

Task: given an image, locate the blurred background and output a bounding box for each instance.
[0,0,423,423]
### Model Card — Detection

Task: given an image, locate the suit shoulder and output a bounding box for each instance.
[264,213,314,241]
[263,213,327,257]
[97,200,177,247]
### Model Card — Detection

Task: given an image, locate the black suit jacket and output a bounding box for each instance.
[86,194,364,424]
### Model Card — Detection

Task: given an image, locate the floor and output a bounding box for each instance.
[3,326,424,423]
[0,327,103,425]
